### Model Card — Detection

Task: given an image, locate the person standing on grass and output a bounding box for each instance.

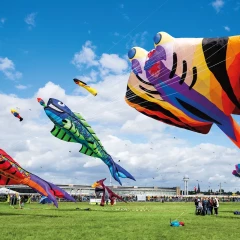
[202,198,207,215]
[207,197,213,215]
[213,197,219,215]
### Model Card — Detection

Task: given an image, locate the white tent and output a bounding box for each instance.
[0,187,19,195]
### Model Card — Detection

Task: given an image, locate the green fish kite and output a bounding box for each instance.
[37,98,136,185]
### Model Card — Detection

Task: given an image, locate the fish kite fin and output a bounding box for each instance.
[51,125,77,143]
[108,161,136,185]
[79,145,99,158]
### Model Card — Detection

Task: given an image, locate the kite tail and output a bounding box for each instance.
[111,191,127,204]
[108,158,135,185]
[19,117,23,121]
[47,182,76,202]
[217,115,240,148]
[28,174,75,208]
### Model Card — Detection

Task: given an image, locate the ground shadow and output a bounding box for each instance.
[0,212,62,218]
[217,215,240,220]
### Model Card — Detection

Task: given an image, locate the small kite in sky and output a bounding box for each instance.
[73,78,98,96]
[11,109,23,121]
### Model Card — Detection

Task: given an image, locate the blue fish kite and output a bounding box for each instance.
[37,98,135,185]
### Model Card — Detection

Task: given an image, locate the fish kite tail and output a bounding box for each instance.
[19,117,23,121]
[47,182,76,203]
[108,159,135,185]
[27,174,59,207]
[217,115,240,148]
[111,192,127,204]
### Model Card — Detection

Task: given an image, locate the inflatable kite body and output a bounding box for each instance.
[0,149,75,207]
[92,178,127,206]
[11,109,23,121]
[73,78,98,96]
[170,220,185,227]
[232,164,240,177]
[38,98,135,185]
[126,32,240,148]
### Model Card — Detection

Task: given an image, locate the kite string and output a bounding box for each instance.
[86,53,235,121]
[81,39,226,115]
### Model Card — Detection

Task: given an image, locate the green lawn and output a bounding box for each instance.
[0,201,240,240]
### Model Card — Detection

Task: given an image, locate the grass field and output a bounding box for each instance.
[0,201,240,240]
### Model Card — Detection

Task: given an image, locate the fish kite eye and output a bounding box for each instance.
[153,32,162,45]
[128,48,136,60]
[58,101,65,107]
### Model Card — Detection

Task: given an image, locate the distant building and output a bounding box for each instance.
[2,184,181,196]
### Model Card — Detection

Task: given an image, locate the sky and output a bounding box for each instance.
[0,0,240,192]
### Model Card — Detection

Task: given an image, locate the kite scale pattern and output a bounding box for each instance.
[38,98,135,185]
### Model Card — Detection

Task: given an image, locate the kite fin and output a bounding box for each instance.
[216,115,240,148]
[79,145,99,158]
[108,160,136,185]
[50,125,77,143]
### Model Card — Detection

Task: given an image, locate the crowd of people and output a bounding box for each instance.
[195,197,219,216]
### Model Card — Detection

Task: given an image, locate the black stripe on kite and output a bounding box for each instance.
[176,97,221,125]
[179,60,187,85]
[189,67,197,90]
[51,126,56,133]
[6,178,10,185]
[3,165,12,171]
[126,86,182,123]
[55,128,61,137]
[202,37,240,109]
[61,132,67,140]
[139,85,160,95]
[169,53,177,79]
[136,74,153,86]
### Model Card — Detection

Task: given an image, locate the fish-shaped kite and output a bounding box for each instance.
[0,149,75,207]
[37,98,135,185]
[92,178,127,206]
[11,109,23,121]
[126,32,240,148]
[73,78,98,96]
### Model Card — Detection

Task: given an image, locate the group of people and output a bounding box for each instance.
[195,197,219,216]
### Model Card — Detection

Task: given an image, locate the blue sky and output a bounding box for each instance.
[0,0,240,190]
[0,0,239,97]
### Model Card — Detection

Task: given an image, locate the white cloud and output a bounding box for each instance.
[99,53,128,73]
[71,41,99,69]
[24,12,37,29]
[211,0,224,12]
[126,31,148,49]
[114,32,120,37]
[72,42,128,74]
[224,26,230,31]
[0,57,22,80]
[15,84,29,90]
[1,42,240,192]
